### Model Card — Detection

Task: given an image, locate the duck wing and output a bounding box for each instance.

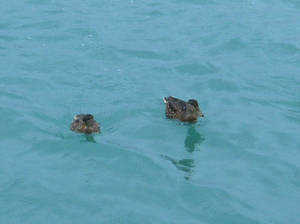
[164,97,187,119]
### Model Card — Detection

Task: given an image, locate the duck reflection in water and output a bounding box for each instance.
[79,134,97,143]
[163,125,205,180]
[184,125,205,153]
[162,155,195,179]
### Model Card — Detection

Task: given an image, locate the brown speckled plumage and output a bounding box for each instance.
[164,96,204,122]
[71,114,100,134]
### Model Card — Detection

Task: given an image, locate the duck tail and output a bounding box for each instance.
[163,97,167,104]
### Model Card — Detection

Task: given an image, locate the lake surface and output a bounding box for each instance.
[1,0,300,223]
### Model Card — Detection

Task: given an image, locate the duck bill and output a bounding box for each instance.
[198,111,204,117]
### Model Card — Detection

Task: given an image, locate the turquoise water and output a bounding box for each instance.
[1,0,300,223]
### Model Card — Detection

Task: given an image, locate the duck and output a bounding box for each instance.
[163,96,204,122]
[71,114,100,134]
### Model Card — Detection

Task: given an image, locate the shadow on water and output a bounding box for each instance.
[163,125,205,180]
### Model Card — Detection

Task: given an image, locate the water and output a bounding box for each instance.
[1,0,300,223]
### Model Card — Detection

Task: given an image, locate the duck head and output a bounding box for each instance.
[188,99,204,117]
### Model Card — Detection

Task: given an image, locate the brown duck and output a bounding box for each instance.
[71,114,100,134]
[163,96,204,122]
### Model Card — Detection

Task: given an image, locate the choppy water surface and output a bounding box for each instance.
[1,0,300,223]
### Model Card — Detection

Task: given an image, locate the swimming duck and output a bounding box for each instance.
[71,114,100,134]
[163,96,204,122]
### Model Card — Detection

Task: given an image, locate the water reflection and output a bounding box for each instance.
[57,132,97,143]
[163,125,205,180]
[184,125,205,153]
[162,155,195,180]
[80,134,97,143]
